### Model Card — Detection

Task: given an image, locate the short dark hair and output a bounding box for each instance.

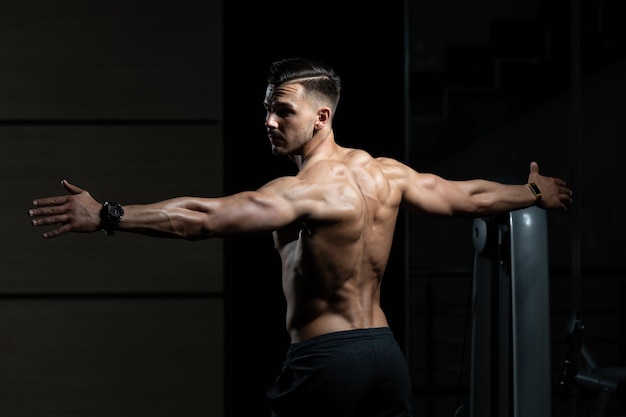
[267,58,341,112]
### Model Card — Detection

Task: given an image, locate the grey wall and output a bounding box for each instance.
[1,2,224,416]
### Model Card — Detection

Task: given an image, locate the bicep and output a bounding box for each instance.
[193,189,300,236]
[195,175,359,236]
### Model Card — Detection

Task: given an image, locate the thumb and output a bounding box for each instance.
[60,179,85,195]
[529,161,539,175]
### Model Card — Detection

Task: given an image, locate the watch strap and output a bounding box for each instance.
[526,183,542,201]
[101,201,124,236]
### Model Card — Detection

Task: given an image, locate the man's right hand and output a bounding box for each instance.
[28,180,103,238]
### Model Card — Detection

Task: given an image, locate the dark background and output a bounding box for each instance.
[1,1,624,416]
[222,2,406,416]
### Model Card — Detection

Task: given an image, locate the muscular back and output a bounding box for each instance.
[273,146,406,342]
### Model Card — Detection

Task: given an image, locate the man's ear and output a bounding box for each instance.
[315,107,331,129]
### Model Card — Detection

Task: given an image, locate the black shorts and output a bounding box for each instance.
[266,327,413,417]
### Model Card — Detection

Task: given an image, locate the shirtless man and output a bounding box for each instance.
[28,57,573,417]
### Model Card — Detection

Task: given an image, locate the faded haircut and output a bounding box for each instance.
[267,57,341,113]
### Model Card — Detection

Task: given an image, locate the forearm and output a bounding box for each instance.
[405,161,572,217]
[29,183,213,239]
[118,198,211,240]
[458,180,538,216]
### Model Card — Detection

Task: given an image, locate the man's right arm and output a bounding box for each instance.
[29,177,307,240]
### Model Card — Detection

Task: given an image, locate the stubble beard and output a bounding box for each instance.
[271,131,310,157]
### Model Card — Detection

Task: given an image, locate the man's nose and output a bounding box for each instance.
[265,114,278,128]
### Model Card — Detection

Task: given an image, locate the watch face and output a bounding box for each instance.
[107,203,124,218]
[527,183,542,200]
[101,202,123,235]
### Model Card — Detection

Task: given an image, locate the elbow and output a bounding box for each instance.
[454,196,494,218]
[471,197,506,217]
[177,227,211,241]
[170,214,214,241]
[181,222,214,240]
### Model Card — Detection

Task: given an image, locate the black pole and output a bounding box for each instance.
[570,0,582,415]
[402,0,412,370]
[570,0,582,325]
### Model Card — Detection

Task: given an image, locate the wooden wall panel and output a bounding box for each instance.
[0,1,221,120]
[0,298,223,417]
[1,1,224,416]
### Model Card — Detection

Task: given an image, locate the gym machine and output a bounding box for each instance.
[470,206,552,417]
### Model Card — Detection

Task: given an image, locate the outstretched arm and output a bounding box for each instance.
[28,178,304,239]
[402,161,573,217]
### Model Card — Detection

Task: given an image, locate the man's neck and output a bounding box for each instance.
[291,129,336,169]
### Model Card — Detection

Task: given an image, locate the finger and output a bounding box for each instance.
[30,180,82,208]
[42,224,71,239]
[560,193,573,209]
[529,161,539,175]
[30,213,69,227]
[31,195,68,208]
[562,197,572,210]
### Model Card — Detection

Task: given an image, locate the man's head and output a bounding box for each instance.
[266,58,341,116]
[264,58,342,157]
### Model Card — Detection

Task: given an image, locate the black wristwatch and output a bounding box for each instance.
[101,201,124,236]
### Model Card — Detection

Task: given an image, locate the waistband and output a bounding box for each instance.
[289,327,394,354]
